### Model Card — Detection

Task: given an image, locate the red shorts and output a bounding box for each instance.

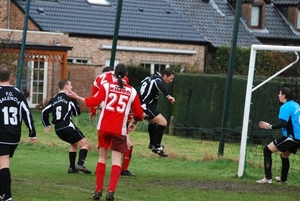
[98,131,127,153]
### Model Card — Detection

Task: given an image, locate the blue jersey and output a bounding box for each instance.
[278,100,300,140]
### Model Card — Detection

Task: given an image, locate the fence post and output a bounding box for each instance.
[169,116,174,136]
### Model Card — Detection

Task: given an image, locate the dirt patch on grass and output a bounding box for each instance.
[150,179,300,193]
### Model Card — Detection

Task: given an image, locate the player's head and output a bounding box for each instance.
[0,67,11,82]
[102,66,113,73]
[161,68,175,84]
[114,63,127,88]
[58,79,72,92]
[280,87,293,101]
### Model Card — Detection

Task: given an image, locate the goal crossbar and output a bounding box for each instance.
[238,44,300,178]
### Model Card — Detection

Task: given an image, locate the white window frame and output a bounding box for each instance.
[23,60,48,108]
[297,10,300,29]
[67,57,91,64]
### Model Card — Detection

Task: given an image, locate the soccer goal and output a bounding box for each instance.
[238,44,300,178]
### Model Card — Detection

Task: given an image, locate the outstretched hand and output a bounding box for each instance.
[167,96,175,104]
[67,90,78,99]
[258,121,271,129]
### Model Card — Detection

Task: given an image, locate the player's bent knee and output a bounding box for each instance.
[263,146,272,156]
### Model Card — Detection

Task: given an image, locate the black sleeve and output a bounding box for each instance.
[41,99,53,127]
[71,99,81,116]
[155,79,170,97]
[20,94,37,137]
[271,119,287,129]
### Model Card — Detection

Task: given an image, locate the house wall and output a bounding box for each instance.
[288,6,298,30]
[66,37,205,111]
[0,3,39,30]
[1,3,205,111]
[68,37,205,70]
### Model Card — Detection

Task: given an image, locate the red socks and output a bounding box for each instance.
[121,147,132,172]
[108,165,121,192]
[95,162,106,192]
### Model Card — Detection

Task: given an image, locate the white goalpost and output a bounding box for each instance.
[238,44,300,178]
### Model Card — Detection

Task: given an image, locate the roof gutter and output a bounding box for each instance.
[101,45,197,55]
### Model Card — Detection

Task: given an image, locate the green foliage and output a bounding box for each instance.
[155,73,300,141]
[170,62,203,74]
[211,46,250,75]
[127,65,149,91]
[210,46,300,76]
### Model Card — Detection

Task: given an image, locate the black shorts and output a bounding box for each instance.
[141,104,159,120]
[55,122,85,144]
[273,136,300,154]
[0,144,18,158]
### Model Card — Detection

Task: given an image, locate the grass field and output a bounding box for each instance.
[10,111,300,200]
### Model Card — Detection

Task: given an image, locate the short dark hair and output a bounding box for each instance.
[0,67,11,82]
[58,79,69,90]
[281,87,293,101]
[102,66,113,73]
[161,68,175,77]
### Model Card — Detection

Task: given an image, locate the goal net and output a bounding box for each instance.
[238,44,300,177]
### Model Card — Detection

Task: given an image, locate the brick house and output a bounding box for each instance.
[1,0,300,109]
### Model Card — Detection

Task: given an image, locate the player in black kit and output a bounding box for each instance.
[0,67,37,201]
[139,68,175,157]
[41,79,91,174]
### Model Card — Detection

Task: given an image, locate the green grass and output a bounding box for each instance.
[10,111,300,200]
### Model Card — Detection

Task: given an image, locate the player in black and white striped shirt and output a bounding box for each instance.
[139,68,175,157]
[41,79,91,174]
[0,67,37,201]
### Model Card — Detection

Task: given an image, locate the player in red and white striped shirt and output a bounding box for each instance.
[90,66,137,177]
[68,64,145,201]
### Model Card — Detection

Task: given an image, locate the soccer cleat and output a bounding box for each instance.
[275,176,287,184]
[152,145,168,157]
[0,196,12,201]
[256,177,272,184]
[68,167,79,173]
[106,192,114,201]
[76,165,92,174]
[148,144,155,151]
[156,150,168,157]
[121,170,136,176]
[92,191,102,200]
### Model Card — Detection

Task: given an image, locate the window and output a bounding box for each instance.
[141,62,170,74]
[67,58,91,64]
[251,6,261,28]
[21,59,48,108]
[86,0,111,6]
